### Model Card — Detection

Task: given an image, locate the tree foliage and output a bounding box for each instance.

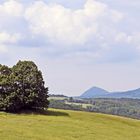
[0,61,49,112]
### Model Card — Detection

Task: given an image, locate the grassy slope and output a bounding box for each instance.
[0,109,140,140]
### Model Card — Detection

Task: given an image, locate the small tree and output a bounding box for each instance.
[0,61,49,112]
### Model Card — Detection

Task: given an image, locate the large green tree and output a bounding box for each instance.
[0,61,49,112]
[0,64,13,111]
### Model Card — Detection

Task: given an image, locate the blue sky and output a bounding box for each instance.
[0,0,140,96]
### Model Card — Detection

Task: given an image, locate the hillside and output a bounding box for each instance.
[80,86,109,98]
[0,108,140,140]
[105,88,140,98]
[80,86,140,99]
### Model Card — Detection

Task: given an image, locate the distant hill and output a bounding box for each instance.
[104,88,140,99]
[80,87,140,99]
[80,86,110,98]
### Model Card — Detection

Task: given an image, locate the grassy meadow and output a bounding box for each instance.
[0,108,140,140]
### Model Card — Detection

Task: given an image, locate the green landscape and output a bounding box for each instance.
[1,61,140,140]
[0,108,140,140]
[1,0,140,139]
[49,96,140,119]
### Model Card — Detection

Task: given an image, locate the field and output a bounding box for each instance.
[65,101,93,108]
[0,109,140,140]
[49,97,68,100]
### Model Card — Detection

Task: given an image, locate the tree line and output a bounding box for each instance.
[0,60,49,112]
[49,97,140,119]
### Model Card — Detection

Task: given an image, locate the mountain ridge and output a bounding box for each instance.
[80,87,140,99]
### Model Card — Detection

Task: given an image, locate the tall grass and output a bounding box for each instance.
[0,108,140,140]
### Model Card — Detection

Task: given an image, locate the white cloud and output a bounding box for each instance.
[84,0,107,18]
[0,0,23,17]
[24,0,123,45]
[0,32,21,44]
[0,0,139,61]
[115,32,140,51]
[115,32,131,43]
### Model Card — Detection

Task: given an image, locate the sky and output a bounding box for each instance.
[0,0,140,96]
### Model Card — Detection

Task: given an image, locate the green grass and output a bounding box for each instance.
[0,108,140,140]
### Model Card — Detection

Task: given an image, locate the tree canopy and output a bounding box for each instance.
[0,60,49,112]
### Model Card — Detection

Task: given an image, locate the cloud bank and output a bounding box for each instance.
[0,0,139,58]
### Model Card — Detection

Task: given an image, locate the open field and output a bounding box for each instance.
[49,97,68,100]
[65,101,93,108]
[0,108,140,140]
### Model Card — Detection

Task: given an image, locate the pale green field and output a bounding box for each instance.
[65,101,93,108]
[0,108,140,140]
[49,97,68,100]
